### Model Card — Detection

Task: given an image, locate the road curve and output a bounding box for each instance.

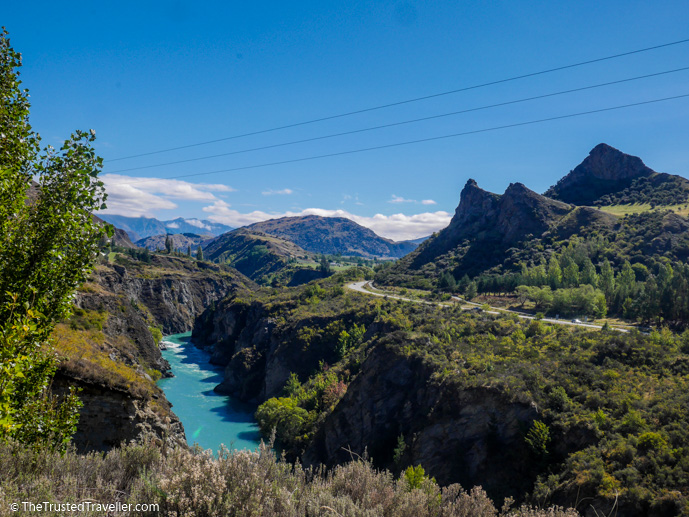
[346,281,628,333]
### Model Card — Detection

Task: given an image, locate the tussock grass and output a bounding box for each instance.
[52,324,156,399]
[0,441,578,516]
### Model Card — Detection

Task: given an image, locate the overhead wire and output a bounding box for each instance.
[105,92,689,186]
[106,66,689,174]
[107,37,689,162]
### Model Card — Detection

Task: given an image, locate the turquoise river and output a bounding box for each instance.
[157,332,261,452]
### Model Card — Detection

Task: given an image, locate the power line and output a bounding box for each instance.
[105,92,689,186]
[107,66,689,174]
[107,36,689,162]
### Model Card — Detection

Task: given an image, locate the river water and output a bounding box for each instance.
[158,332,261,452]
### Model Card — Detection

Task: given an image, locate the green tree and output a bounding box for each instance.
[196,245,204,261]
[581,257,598,287]
[165,234,173,254]
[255,397,309,444]
[465,281,478,300]
[319,255,331,275]
[187,244,191,257]
[562,261,580,288]
[547,256,562,289]
[393,434,407,467]
[438,271,456,292]
[600,259,615,302]
[0,29,108,450]
[525,420,551,458]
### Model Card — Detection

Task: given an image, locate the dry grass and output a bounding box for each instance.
[0,440,579,517]
[597,202,689,217]
[52,324,156,399]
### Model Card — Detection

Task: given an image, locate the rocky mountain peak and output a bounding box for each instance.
[450,179,500,228]
[581,143,654,181]
[443,179,570,247]
[545,143,656,204]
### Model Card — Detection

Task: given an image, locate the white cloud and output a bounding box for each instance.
[184,219,212,231]
[262,188,294,196]
[166,222,180,229]
[202,201,451,241]
[389,194,416,204]
[421,199,437,205]
[99,181,178,216]
[100,174,235,217]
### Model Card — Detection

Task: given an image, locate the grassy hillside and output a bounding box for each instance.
[203,228,334,285]
[598,202,689,217]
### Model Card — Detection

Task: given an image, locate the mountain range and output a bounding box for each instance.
[98,215,234,241]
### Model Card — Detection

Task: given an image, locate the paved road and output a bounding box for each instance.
[346,281,628,333]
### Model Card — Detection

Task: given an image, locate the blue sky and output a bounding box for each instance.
[5,1,689,239]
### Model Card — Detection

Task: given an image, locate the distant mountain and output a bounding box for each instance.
[245,215,418,259]
[545,143,689,206]
[99,215,233,241]
[93,214,137,249]
[135,233,214,253]
[403,235,431,245]
[203,228,326,285]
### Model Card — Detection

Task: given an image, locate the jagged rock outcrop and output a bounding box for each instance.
[545,143,656,204]
[404,179,577,276]
[443,179,571,246]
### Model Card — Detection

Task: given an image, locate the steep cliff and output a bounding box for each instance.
[54,252,253,452]
[302,341,539,500]
[84,253,253,335]
[53,372,186,453]
[192,291,368,402]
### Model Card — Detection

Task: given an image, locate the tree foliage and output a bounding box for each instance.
[0,28,108,450]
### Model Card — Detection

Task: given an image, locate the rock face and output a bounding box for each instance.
[303,343,539,499]
[545,143,656,204]
[83,255,251,335]
[246,215,419,259]
[192,298,346,403]
[444,179,571,246]
[53,373,186,453]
